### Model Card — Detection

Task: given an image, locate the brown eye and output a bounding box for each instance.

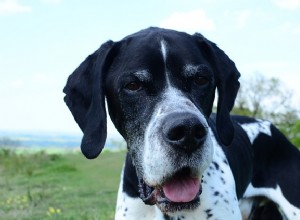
[194,76,208,86]
[125,82,142,91]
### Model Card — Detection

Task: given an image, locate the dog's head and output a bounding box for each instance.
[63,27,240,213]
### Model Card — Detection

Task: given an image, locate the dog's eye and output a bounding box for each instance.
[194,76,208,86]
[125,82,142,91]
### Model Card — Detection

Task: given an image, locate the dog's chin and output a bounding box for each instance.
[138,167,202,213]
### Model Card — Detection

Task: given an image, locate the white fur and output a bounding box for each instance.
[160,40,172,88]
[184,64,199,76]
[239,198,254,220]
[134,70,152,82]
[115,168,157,220]
[240,120,271,144]
[183,64,206,77]
[160,40,167,63]
[242,184,300,219]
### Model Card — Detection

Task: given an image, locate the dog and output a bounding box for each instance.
[63,27,300,219]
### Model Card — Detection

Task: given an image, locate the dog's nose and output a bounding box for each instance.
[162,113,207,153]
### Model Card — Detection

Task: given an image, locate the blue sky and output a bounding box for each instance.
[0,0,299,136]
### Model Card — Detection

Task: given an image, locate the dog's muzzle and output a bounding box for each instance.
[139,112,208,213]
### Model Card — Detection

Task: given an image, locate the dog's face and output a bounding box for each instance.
[63,28,240,213]
[105,32,216,212]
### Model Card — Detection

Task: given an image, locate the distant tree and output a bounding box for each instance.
[275,110,300,146]
[232,73,300,147]
[0,137,21,148]
[288,120,300,146]
[233,73,294,119]
[110,138,126,150]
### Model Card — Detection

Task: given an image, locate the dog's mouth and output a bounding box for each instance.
[138,167,202,213]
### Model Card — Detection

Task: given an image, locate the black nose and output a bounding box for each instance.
[162,113,207,153]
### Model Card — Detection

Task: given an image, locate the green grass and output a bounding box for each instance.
[0,149,126,220]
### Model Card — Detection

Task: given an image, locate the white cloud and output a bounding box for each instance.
[275,0,300,10]
[33,73,48,83]
[10,79,25,89]
[294,26,300,34]
[160,9,215,34]
[280,22,300,35]
[236,10,251,29]
[0,0,32,15]
[8,73,57,90]
[31,73,59,86]
[41,0,62,5]
[280,21,293,32]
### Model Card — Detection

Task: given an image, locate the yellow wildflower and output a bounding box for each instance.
[48,207,56,214]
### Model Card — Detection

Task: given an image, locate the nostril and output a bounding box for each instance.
[167,125,186,142]
[162,113,208,153]
[193,125,206,140]
[165,123,207,144]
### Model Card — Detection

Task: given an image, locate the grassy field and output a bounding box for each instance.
[0,149,126,220]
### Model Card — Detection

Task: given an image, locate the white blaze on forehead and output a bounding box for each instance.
[160,40,172,87]
[160,40,168,62]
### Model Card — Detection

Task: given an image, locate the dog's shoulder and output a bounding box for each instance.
[209,114,254,199]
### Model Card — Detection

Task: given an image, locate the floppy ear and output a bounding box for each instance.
[63,41,114,159]
[194,33,240,146]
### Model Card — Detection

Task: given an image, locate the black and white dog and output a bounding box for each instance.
[63,27,300,220]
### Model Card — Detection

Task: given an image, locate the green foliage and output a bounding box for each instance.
[279,119,300,147]
[0,150,125,220]
[231,107,253,118]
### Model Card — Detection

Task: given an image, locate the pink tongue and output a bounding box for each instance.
[162,177,200,203]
